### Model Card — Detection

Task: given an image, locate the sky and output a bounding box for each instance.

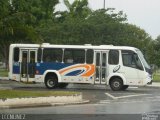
[56,0,160,39]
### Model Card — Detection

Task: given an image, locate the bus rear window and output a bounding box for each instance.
[13,47,19,62]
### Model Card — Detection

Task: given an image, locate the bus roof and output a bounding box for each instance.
[10,43,138,51]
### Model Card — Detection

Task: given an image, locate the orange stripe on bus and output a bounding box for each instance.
[81,64,95,77]
[59,64,95,77]
[59,65,88,74]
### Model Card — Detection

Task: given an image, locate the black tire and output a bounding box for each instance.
[45,75,58,89]
[58,83,68,88]
[122,85,129,90]
[110,78,123,91]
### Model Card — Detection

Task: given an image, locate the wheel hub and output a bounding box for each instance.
[48,79,55,87]
[114,81,120,88]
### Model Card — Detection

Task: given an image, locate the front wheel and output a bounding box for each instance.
[45,76,58,89]
[110,78,123,91]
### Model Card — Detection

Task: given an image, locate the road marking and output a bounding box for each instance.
[99,100,111,104]
[105,93,118,100]
[155,96,160,98]
[105,93,150,100]
[116,94,149,99]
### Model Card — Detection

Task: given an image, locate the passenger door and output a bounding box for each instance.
[94,51,108,84]
[20,49,37,82]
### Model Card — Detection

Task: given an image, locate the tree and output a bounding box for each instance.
[53,7,153,65]
[152,35,160,67]
[55,0,91,22]
[83,9,127,45]
[39,0,92,44]
[0,0,155,68]
[0,0,59,68]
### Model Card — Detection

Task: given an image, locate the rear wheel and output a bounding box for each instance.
[45,75,58,89]
[110,77,123,91]
[122,85,129,90]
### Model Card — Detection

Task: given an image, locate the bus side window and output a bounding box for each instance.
[122,50,143,70]
[64,50,73,63]
[43,48,63,63]
[64,49,85,64]
[122,50,136,67]
[13,47,19,62]
[73,50,85,63]
[86,49,93,64]
[43,49,51,62]
[53,49,63,62]
[108,50,119,65]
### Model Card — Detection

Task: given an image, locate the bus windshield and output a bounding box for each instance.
[136,50,150,70]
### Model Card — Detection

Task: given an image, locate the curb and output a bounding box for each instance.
[0,77,9,80]
[146,85,160,88]
[146,82,160,88]
[0,100,90,109]
[0,94,90,109]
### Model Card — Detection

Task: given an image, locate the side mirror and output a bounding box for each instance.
[150,64,154,70]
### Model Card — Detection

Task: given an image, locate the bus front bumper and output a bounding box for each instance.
[147,80,152,85]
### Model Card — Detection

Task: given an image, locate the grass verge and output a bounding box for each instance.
[0,90,80,99]
[153,74,160,82]
[0,69,8,77]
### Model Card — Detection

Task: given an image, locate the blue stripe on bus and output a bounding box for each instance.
[65,70,84,76]
[13,66,20,74]
[13,62,75,75]
[36,62,74,74]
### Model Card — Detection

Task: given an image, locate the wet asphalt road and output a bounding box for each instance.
[0,80,160,120]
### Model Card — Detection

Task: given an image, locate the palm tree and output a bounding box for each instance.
[55,0,92,22]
